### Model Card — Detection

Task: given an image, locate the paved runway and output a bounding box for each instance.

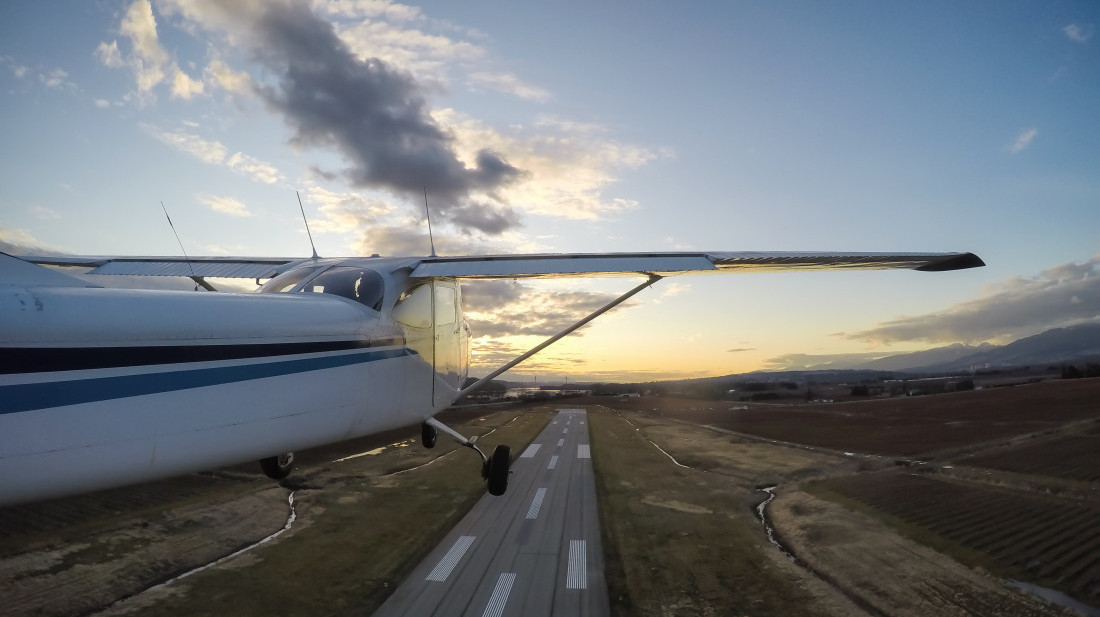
[373,408,610,617]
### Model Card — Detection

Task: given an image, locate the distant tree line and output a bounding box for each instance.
[1060,364,1100,379]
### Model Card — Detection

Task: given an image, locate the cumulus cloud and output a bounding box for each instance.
[1005,127,1037,154]
[171,68,204,99]
[436,109,659,220]
[763,352,888,371]
[235,3,523,218]
[318,0,424,22]
[306,187,394,233]
[469,71,550,101]
[0,227,63,255]
[203,58,252,94]
[468,337,583,374]
[142,125,283,183]
[144,125,227,163]
[842,255,1100,345]
[198,194,251,217]
[225,152,281,184]
[39,68,73,89]
[348,222,518,256]
[462,279,636,338]
[109,0,658,240]
[99,0,203,103]
[1063,23,1095,43]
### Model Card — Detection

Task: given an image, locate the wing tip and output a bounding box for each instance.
[916,252,986,272]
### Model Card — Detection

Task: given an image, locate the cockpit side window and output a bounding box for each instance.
[257,266,321,293]
[392,283,432,328]
[300,267,385,311]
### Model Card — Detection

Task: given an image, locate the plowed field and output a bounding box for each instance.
[819,472,1100,603]
[591,377,1100,456]
[962,427,1100,482]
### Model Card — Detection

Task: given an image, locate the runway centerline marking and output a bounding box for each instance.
[548,455,558,470]
[482,572,516,617]
[526,487,548,519]
[577,444,591,459]
[520,443,542,458]
[557,438,564,447]
[566,540,587,589]
[425,535,475,582]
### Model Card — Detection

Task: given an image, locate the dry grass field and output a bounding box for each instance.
[593,377,1100,456]
[2,379,1096,616]
[0,410,550,617]
[594,377,1100,613]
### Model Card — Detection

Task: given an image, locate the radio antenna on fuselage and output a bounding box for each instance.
[296,191,320,260]
[161,201,200,291]
[423,187,437,258]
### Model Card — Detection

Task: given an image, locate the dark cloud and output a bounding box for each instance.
[245,2,523,233]
[353,224,502,257]
[445,201,521,235]
[842,256,1100,345]
[460,280,525,311]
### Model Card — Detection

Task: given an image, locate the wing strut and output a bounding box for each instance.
[461,274,663,397]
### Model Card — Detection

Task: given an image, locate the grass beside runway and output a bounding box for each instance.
[105,409,552,617]
[588,409,838,617]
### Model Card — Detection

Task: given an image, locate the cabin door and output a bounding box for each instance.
[432,280,462,407]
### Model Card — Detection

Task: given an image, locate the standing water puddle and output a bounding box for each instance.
[754,485,795,561]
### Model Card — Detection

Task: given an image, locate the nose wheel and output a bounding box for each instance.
[259,452,295,479]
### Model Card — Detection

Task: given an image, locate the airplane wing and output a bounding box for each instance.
[19,251,983,281]
[18,255,306,279]
[408,251,985,279]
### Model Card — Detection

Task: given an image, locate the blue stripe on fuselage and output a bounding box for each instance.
[0,348,413,414]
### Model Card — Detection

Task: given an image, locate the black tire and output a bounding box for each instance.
[421,423,438,449]
[260,452,295,480]
[486,444,510,496]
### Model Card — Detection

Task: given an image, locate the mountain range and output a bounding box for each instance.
[824,323,1100,373]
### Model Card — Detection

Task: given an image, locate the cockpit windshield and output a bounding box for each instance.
[256,266,322,293]
[300,267,385,311]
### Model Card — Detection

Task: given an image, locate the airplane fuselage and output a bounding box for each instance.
[0,256,468,505]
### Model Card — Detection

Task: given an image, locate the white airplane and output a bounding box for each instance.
[0,249,983,505]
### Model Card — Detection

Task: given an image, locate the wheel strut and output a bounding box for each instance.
[424,417,511,495]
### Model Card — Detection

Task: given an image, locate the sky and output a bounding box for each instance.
[1,1,1098,382]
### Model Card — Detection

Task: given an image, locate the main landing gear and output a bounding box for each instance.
[422,419,511,496]
[260,452,295,479]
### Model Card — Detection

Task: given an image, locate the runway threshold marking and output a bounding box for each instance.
[566,540,587,589]
[577,444,591,459]
[520,443,542,458]
[526,488,548,519]
[547,455,558,470]
[482,572,516,617]
[425,535,475,582]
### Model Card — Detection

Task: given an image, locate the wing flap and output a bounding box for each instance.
[20,256,304,279]
[410,254,715,279]
[411,251,984,279]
